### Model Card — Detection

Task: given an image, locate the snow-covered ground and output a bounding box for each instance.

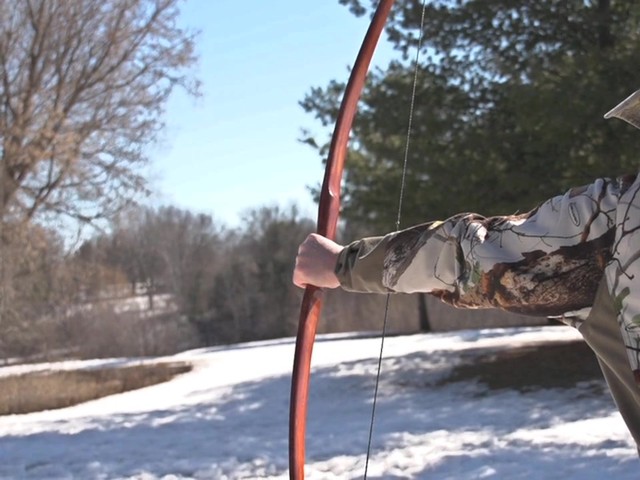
[0,326,637,479]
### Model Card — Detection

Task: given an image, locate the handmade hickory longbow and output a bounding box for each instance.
[288,1,395,478]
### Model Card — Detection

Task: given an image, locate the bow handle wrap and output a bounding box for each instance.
[289,1,395,478]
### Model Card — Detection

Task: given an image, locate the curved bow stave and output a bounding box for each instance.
[289,2,395,478]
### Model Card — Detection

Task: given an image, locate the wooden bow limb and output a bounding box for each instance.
[288,1,395,479]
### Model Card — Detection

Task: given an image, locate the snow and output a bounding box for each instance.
[70,294,178,318]
[0,326,638,479]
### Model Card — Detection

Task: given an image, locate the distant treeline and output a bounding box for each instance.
[0,203,546,362]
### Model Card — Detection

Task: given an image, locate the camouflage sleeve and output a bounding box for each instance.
[336,176,631,317]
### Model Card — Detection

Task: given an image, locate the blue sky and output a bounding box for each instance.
[149,0,396,227]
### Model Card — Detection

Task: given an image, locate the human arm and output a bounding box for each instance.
[326,177,630,316]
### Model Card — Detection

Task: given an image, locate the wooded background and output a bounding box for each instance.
[1,0,637,361]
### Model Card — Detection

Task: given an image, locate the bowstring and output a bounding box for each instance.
[363,1,428,477]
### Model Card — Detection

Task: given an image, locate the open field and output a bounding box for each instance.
[0,327,637,479]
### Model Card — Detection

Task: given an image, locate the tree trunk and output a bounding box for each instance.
[597,0,613,49]
[147,280,155,310]
[417,292,431,332]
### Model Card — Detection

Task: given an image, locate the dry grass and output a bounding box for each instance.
[0,361,192,416]
[0,340,602,417]
[442,340,605,393]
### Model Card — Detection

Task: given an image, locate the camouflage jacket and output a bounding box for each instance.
[335,174,640,375]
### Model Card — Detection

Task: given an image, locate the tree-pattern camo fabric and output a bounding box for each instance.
[335,174,640,379]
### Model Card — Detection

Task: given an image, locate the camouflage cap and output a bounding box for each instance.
[604,89,640,129]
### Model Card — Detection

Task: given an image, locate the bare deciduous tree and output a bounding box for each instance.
[0,0,199,224]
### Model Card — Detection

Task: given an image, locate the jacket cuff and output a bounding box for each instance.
[334,236,391,293]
